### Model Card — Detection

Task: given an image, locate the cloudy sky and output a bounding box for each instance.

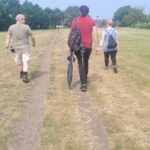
[20,0,150,19]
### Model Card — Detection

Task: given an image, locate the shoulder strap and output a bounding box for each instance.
[105,28,115,35]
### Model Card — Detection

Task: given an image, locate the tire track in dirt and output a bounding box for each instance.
[60,29,109,150]
[8,31,56,150]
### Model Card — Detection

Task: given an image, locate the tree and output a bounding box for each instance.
[123,8,147,26]
[0,0,21,30]
[147,13,150,22]
[0,1,7,30]
[113,5,132,26]
[52,8,64,27]
[0,1,81,30]
[64,6,80,27]
[44,7,53,28]
[22,1,49,29]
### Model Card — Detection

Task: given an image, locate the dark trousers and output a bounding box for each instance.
[104,50,117,67]
[75,48,92,84]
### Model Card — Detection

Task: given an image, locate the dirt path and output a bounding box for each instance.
[71,78,109,150]
[8,33,56,150]
[8,29,109,150]
[60,30,109,149]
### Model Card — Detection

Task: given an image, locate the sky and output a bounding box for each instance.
[20,0,150,19]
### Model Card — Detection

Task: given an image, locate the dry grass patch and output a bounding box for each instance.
[1,28,149,150]
[38,30,98,150]
[38,28,150,150]
[0,30,54,149]
[88,28,150,150]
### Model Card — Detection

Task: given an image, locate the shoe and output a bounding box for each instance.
[104,66,109,70]
[86,80,89,85]
[22,72,29,83]
[20,71,24,79]
[113,67,118,73]
[80,84,87,92]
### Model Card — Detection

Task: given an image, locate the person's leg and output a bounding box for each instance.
[22,52,31,82]
[18,65,23,72]
[18,65,24,79]
[104,51,109,69]
[84,48,92,83]
[110,50,118,73]
[15,51,23,78]
[75,50,87,92]
[75,51,86,84]
[110,50,117,66]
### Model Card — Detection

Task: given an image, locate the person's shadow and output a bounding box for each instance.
[29,70,48,81]
[70,73,102,90]
[71,80,80,90]
[89,73,102,83]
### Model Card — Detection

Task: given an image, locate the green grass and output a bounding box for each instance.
[1,28,150,150]
[37,30,92,150]
[89,28,150,150]
[0,30,54,150]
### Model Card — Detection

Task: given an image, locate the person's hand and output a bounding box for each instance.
[5,47,10,54]
[32,43,36,47]
[95,46,100,54]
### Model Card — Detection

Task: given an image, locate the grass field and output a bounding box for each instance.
[0,28,150,150]
[0,30,55,149]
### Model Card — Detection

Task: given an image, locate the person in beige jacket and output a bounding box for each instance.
[5,14,36,83]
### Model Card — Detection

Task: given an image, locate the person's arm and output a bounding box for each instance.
[27,25,36,47]
[5,34,11,53]
[116,30,119,45]
[31,36,36,47]
[99,31,105,47]
[92,26,100,52]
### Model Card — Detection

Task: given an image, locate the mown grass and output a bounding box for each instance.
[1,28,150,150]
[38,30,94,150]
[88,28,150,150]
[0,30,54,150]
[38,28,150,150]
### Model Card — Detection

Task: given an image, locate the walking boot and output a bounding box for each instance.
[113,66,118,74]
[20,71,24,79]
[22,72,29,83]
[80,83,87,92]
[104,66,109,70]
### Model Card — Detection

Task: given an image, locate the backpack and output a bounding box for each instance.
[68,18,82,52]
[106,29,117,49]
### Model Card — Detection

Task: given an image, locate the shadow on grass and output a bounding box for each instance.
[70,73,101,90]
[70,80,80,90]
[29,70,48,81]
[89,73,101,83]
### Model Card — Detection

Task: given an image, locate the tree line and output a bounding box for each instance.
[113,5,150,29]
[0,0,80,31]
[0,0,150,31]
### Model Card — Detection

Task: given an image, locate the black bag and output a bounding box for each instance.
[106,29,117,49]
[10,46,15,53]
[68,18,82,52]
